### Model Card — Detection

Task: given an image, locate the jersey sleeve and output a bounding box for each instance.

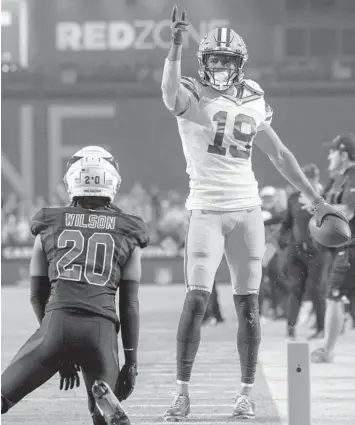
[341,169,355,210]
[30,208,47,236]
[129,217,150,249]
[161,57,201,118]
[175,76,201,118]
[258,102,273,130]
[241,79,273,130]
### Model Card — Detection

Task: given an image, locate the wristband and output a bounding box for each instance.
[172,34,182,45]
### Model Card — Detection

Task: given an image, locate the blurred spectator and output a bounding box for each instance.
[202,281,225,326]
[259,186,288,320]
[1,183,190,249]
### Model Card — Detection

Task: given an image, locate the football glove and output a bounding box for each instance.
[117,363,138,401]
[58,361,81,391]
[171,5,190,45]
[312,197,349,227]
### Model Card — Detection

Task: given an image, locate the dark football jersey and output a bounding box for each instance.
[31,205,149,325]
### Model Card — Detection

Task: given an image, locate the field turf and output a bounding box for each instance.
[2,285,355,424]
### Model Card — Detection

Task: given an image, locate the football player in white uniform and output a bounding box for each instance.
[161,5,345,420]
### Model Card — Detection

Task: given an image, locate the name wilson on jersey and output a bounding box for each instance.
[65,213,116,230]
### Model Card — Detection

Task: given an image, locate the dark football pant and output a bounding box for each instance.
[1,308,119,418]
[285,247,324,331]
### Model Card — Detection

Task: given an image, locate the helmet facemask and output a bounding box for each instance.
[199,51,246,91]
[197,28,248,91]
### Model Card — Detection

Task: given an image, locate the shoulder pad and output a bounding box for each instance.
[31,208,47,236]
[242,79,265,96]
[181,76,200,102]
[124,214,150,249]
[263,102,273,126]
[181,76,196,85]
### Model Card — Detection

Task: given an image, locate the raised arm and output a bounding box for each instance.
[161,6,195,115]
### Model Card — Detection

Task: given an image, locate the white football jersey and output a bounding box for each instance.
[175,77,273,211]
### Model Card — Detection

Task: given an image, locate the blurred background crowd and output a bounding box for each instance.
[0,181,293,247]
[1,182,190,251]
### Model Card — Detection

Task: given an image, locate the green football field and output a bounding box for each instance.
[2,285,355,425]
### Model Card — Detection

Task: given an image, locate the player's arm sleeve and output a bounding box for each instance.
[134,219,150,249]
[258,102,273,131]
[30,208,47,236]
[161,58,199,117]
[119,247,142,364]
[29,235,51,324]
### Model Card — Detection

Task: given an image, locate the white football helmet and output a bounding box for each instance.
[197,27,248,91]
[64,146,121,202]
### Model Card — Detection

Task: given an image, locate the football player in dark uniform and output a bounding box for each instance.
[1,146,149,425]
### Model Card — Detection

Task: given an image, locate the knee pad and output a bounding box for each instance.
[177,290,210,342]
[184,290,210,317]
[233,294,260,325]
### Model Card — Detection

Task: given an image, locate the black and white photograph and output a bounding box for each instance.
[1,1,355,424]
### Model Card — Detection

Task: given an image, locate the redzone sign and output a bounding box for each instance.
[56,19,230,51]
[1,0,29,67]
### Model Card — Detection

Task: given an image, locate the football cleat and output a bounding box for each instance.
[231,394,256,420]
[163,393,190,422]
[92,380,130,425]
